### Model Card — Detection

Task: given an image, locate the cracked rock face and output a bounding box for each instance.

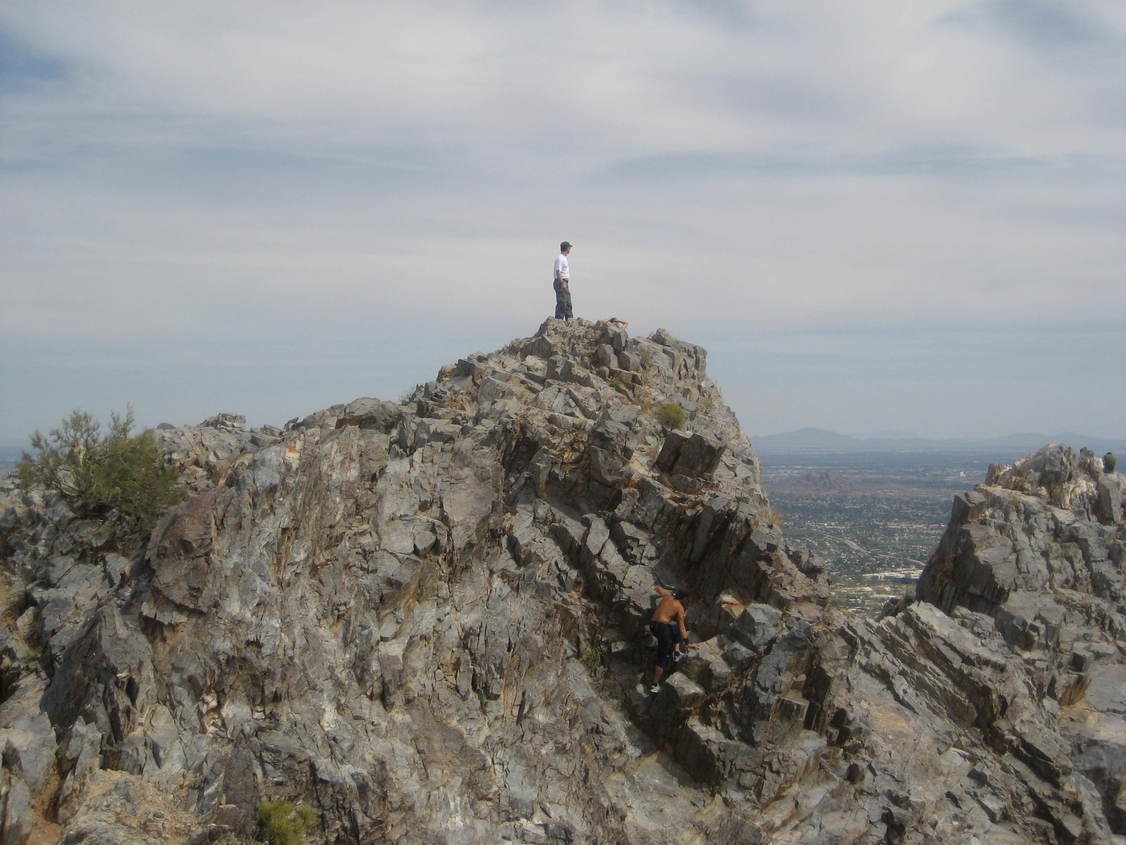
[1,321,1123,844]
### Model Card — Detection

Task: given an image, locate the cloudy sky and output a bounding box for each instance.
[2,1,1124,446]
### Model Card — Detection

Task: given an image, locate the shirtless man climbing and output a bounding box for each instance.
[649,586,698,693]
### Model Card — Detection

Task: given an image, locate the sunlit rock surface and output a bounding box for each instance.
[1,320,1122,843]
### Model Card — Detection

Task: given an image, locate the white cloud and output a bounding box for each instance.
[1,0,1124,441]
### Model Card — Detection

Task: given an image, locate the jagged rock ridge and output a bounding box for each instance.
[0,319,1123,844]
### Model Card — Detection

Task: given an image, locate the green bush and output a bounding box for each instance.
[258,800,318,845]
[18,407,184,537]
[654,402,686,430]
[581,642,607,673]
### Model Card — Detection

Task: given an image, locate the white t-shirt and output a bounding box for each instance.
[554,253,570,281]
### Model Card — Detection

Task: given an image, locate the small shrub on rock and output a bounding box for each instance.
[654,402,686,430]
[581,642,607,674]
[18,407,184,538]
[258,800,318,845]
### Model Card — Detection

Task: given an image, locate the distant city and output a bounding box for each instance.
[753,427,1125,615]
[759,448,1014,616]
[0,446,21,477]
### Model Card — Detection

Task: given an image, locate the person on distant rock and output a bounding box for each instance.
[649,585,697,693]
[553,241,574,320]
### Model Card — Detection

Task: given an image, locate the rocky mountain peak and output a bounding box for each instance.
[985,443,1120,514]
[1,321,1123,843]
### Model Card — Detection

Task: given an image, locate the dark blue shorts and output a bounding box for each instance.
[650,621,680,670]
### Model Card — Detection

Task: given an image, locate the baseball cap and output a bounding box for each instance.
[560,241,573,250]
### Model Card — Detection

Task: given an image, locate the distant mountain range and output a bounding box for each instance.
[752,427,1126,456]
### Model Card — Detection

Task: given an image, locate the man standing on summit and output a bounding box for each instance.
[553,241,573,320]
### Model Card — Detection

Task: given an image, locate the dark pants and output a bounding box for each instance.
[553,278,573,319]
[650,621,679,670]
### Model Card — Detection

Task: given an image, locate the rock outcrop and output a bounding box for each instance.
[1,319,1123,844]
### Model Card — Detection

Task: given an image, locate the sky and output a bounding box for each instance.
[2,1,1124,446]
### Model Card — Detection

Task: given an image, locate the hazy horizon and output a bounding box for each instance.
[4,412,1121,457]
[3,2,1124,445]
